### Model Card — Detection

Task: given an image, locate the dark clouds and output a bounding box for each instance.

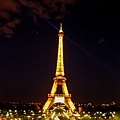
[0,0,74,38]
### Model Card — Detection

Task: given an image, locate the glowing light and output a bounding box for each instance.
[51,112,56,119]
[54,96,65,103]
[54,116,60,120]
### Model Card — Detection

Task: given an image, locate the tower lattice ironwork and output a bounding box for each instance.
[42,23,76,113]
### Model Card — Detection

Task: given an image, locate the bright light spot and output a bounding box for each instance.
[54,96,65,103]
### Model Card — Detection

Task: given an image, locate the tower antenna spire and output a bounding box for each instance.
[59,23,63,33]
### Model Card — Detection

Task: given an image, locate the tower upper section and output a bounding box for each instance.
[55,23,65,77]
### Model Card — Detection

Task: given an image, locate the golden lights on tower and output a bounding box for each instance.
[42,23,76,113]
[55,23,64,77]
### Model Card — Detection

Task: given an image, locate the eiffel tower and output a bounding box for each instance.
[42,23,76,113]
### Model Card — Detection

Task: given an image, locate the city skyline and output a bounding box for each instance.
[0,0,120,104]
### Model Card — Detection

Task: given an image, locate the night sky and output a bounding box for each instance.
[0,0,120,104]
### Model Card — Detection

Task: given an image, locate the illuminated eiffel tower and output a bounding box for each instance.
[42,23,76,113]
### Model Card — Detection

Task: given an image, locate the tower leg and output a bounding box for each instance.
[65,98,76,112]
[62,82,69,95]
[51,82,57,94]
[42,98,54,113]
